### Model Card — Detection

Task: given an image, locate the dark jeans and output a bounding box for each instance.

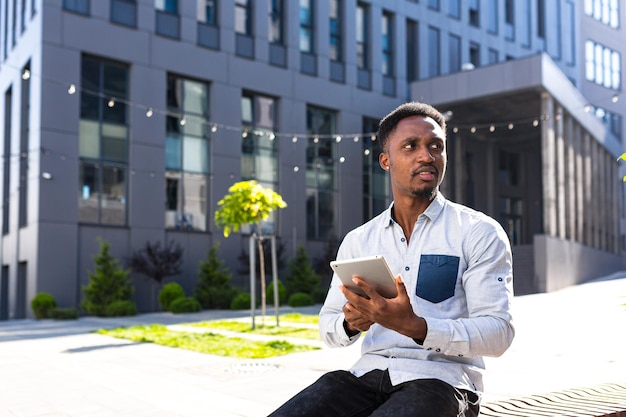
[267,369,480,417]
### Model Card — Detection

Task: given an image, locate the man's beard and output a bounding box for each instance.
[411,187,437,200]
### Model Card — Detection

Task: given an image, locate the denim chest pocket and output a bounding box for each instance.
[416,255,460,303]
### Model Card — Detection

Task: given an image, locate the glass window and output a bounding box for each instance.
[166,75,210,231]
[235,0,252,35]
[329,0,342,61]
[505,0,515,40]
[300,0,314,53]
[362,117,388,222]
[487,0,498,33]
[381,11,393,76]
[79,56,129,226]
[470,42,480,67]
[499,197,523,245]
[269,0,284,43]
[488,48,498,64]
[537,0,545,38]
[241,93,279,234]
[197,0,217,25]
[428,0,440,11]
[469,0,480,27]
[428,26,440,77]
[448,0,460,19]
[63,0,90,15]
[111,0,137,28]
[155,0,177,13]
[306,106,337,240]
[406,19,418,81]
[356,3,368,69]
[585,0,619,28]
[449,34,461,73]
[585,40,621,90]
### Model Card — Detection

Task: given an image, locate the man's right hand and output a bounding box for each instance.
[342,298,374,335]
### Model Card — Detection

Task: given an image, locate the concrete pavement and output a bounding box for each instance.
[0,275,625,417]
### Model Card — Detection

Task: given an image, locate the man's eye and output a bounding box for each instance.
[403,143,414,149]
[431,143,443,150]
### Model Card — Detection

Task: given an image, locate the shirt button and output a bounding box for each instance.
[401,237,406,242]
[435,348,441,352]
[458,354,463,357]
[427,348,432,351]
[405,266,410,271]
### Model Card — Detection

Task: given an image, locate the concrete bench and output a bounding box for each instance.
[480,383,626,417]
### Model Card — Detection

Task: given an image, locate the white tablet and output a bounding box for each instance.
[330,255,398,299]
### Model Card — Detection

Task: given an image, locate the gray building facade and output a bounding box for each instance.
[0,0,624,319]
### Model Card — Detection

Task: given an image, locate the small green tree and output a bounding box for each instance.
[285,245,321,296]
[194,244,237,309]
[83,238,134,317]
[214,180,287,326]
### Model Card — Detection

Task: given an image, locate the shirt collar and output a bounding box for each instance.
[384,192,447,227]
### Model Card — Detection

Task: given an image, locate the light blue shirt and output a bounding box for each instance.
[319,193,515,394]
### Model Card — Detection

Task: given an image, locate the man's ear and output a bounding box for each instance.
[379,152,390,171]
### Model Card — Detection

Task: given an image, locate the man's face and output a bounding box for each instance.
[379,115,447,200]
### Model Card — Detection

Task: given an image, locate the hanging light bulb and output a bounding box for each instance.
[313,136,319,143]
[211,124,218,133]
[584,104,591,113]
[293,166,300,172]
[470,127,477,133]
[339,156,346,163]
[21,69,30,80]
[489,125,495,132]
[533,119,539,127]
[292,135,298,143]
[146,107,154,118]
[453,127,459,133]
[107,98,115,108]
[353,136,359,142]
[335,135,342,143]
[242,130,248,138]
[508,123,514,130]
[370,134,377,141]
[364,149,371,156]
[68,84,76,94]
[269,132,276,140]
[179,116,186,126]
[612,94,619,103]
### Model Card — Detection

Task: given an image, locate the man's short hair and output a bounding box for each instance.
[377,102,447,151]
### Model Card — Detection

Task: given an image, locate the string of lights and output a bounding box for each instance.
[4,63,623,147]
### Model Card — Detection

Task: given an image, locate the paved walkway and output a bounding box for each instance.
[0,275,625,417]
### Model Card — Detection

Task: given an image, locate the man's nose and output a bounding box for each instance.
[416,146,435,162]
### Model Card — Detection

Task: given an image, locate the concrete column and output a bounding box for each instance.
[566,115,576,241]
[541,94,557,237]
[591,139,600,249]
[582,132,592,246]
[574,123,584,244]
[555,107,566,239]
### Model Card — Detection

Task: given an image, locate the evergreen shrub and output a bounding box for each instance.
[49,307,79,320]
[230,292,251,310]
[105,300,137,317]
[287,292,315,307]
[169,297,202,313]
[31,292,57,319]
[159,282,185,311]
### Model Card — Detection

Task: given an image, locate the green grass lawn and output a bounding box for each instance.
[96,314,321,359]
